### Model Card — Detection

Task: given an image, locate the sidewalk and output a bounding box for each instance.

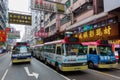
[116,62,120,69]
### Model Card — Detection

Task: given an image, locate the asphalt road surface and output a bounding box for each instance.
[0,53,120,80]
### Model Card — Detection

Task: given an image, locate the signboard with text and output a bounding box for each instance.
[7,31,20,39]
[8,12,32,25]
[0,30,6,42]
[75,23,120,42]
[35,32,48,38]
[31,0,65,13]
[5,27,11,32]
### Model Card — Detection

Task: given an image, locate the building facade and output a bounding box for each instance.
[0,0,8,30]
[0,0,8,49]
[30,10,44,45]
[43,0,120,43]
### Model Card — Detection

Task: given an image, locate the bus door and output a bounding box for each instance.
[88,46,99,68]
[56,44,63,64]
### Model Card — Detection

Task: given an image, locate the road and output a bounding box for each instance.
[0,53,120,80]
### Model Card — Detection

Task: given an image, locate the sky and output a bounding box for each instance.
[8,0,31,42]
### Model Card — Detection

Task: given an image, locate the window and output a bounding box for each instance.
[73,0,77,3]
[45,27,49,32]
[98,46,114,56]
[60,15,70,25]
[73,1,93,17]
[50,23,56,31]
[57,46,61,55]
[50,13,56,21]
[12,46,30,54]
[89,48,97,54]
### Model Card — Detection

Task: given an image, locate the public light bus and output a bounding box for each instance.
[82,40,117,69]
[43,36,88,71]
[32,44,44,61]
[11,42,32,63]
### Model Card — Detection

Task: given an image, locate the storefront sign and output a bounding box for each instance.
[109,40,120,44]
[31,0,65,13]
[56,3,65,13]
[75,23,120,42]
[37,40,43,44]
[5,27,11,32]
[8,12,32,25]
[0,30,6,42]
[35,32,48,38]
[7,31,20,39]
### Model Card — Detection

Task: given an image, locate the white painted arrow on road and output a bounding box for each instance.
[24,67,39,79]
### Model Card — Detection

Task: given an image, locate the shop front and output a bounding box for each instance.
[73,16,120,42]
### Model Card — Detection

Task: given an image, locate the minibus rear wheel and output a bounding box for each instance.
[88,62,94,68]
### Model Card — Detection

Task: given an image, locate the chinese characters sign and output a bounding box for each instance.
[75,23,120,42]
[31,0,65,13]
[35,32,48,38]
[8,12,32,25]
[7,31,20,39]
[0,30,6,42]
[35,27,48,38]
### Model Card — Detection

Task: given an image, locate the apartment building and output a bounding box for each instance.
[43,0,120,42]
[44,0,100,42]
[0,0,8,30]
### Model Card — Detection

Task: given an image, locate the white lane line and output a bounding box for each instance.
[90,69,120,79]
[1,69,8,80]
[34,59,71,80]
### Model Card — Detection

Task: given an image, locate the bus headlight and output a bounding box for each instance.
[82,62,87,65]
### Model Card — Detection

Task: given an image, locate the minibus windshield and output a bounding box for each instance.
[65,44,86,56]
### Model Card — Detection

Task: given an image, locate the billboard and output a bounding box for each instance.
[75,23,120,42]
[8,12,32,25]
[31,0,65,13]
[7,31,20,39]
[0,30,6,42]
[104,0,120,12]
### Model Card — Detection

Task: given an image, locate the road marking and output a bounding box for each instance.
[90,69,120,79]
[24,67,39,79]
[36,60,71,80]
[1,69,8,80]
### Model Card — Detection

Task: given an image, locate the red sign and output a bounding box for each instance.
[5,27,11,32]
[0,30,6,42]
[40,27,44,32]
[35,32,48,38]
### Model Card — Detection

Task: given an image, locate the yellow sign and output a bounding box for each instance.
[8,13,32,25]
[75,23,119,42]
[37,40,43,44]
